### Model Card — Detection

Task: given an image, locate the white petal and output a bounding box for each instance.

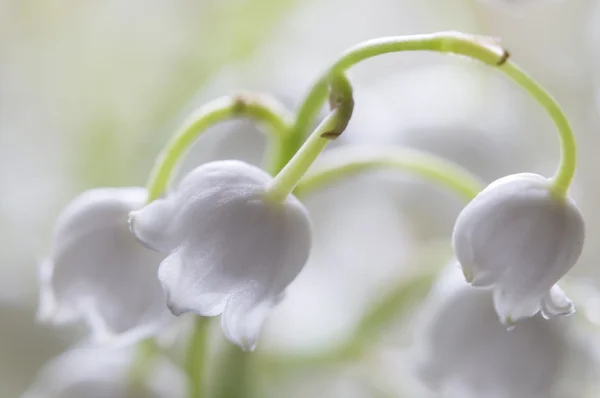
[158,251,228,317]
[129,198,178,253]
[221,292,284,351]
[52,188,146,253]
[457,257,497,287]
[541,284,574,319]
[38,260,69,324]
[22,347,186,398]
[41,188,173,345]
[134,160,312,349]
[413,268,575,397]
[452,173,584,322]
[493,286,544,325]
[157,188,311,314]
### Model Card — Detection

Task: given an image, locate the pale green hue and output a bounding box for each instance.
[186,317,210,398]
[499,62,576,197]
[276,31,509,170]
[265,112,334,202]
[258,262,443,370]
[74,0,301,189]
[128,338,159,388]
[266,74,354,202]
[144,94,292,202]
[280,31,577,197]
[295,146,483,201]
[347,267,440,356]
[211,344,252,398]
[142,30,577,397]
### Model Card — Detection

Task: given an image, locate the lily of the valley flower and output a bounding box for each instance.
[129,160,312,350]
[22,347,186,398]
[39,188,172,345]
[413,267,592,398]
[452,173,585,324]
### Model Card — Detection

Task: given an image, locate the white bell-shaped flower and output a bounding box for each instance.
[39,188,172,345]
[452,173,584,324]
[129,160,312,350]
[413,267,593,398]
[22,347,186,398]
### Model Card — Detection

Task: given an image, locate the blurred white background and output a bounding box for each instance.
[2,0,600,397]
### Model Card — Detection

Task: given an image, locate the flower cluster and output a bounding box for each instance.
[41,161,311,350]
[31,29,590,398]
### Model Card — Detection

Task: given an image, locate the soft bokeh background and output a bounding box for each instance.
[2,0,600,397]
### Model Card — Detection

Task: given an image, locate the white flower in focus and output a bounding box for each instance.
[452,173,584,324]
[22,347,186,398]
[129,160,312,351]
[413,268,592,398]
[39,188,172,345]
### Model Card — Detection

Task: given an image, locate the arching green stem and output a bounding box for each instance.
[499,62,576,196]
[294,145,483,201]
[281,31,576,196]
[145,93,292,202]
[276,31,508,170]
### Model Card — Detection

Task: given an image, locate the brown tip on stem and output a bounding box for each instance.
[232,92,251,113]
[321,130,342,139]
[497,50,510,66]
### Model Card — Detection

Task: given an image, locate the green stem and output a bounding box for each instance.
[145,93,292,202]
[294,146,483,201]
[499,62,576,196]
[282,31,576,196]
[265,111,336,202]
[266,74,354,202]
[186,317,211,398]
[128,338,159,388]
[278,31,508,170]
[212,344,252,398]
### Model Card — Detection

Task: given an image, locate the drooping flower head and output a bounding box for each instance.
[39,188,172,345]
[129,160,312,350]
[452,173,584,324]
[412,267,593,398]
[22,347,186,398]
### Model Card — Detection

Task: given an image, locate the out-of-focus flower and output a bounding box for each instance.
[130,160,312,351]
[452,173,584,324]
[22,347,186,398]
[411,267,594,398]
[39,188,172,345]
